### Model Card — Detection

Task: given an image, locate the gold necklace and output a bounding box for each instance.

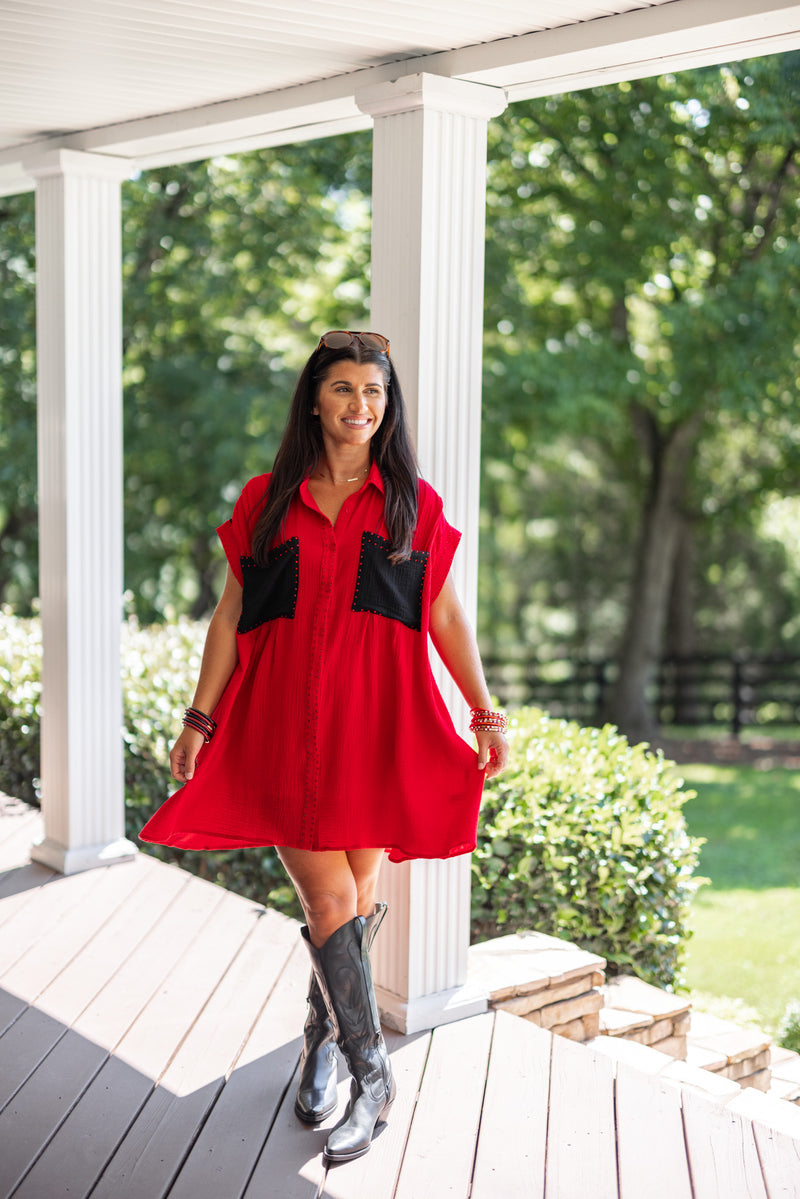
[316,465,369,484]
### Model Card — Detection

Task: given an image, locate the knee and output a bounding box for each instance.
[304,889,356,944]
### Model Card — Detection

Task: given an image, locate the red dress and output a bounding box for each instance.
[139,463,484,862]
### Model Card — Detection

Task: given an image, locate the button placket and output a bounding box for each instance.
[300,520,336,849]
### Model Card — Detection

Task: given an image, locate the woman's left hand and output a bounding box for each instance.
[475,729,509,779]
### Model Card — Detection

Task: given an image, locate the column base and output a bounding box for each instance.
[31,835,139,875]
[376,980,488,1035]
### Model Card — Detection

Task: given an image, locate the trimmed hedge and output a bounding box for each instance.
[0,607,41,805]
[0,612,704,980]
[777,1000,800,1053]
[473,707,706,988]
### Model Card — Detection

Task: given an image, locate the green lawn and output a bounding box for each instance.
[678,762,800,1036]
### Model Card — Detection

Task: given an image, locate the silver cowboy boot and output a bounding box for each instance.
[294,971,338,1123]
[301,903,395,1162]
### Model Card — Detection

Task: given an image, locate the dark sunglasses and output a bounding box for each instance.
[317,330,390,355]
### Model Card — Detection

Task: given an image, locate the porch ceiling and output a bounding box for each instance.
[1,0,800,194]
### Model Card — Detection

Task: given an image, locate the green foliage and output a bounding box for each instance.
[473,706,706,987]
[777,1000,800,1052]
[0,608,301,918]
[480,56,800,672]
[0,192,37,612]
[120,137,373,622]
[119,613,206,814]
[0,606,41,802]
[0,135,373,622]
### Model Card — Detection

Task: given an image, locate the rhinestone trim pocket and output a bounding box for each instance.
[351,532,428,631]
[238,537,300,633]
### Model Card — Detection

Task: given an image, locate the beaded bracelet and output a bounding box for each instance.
[469,707,508,734]
[182,706,217,743]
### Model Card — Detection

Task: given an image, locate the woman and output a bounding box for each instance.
[140,330,508,1163]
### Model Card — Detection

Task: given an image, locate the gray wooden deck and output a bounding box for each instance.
[1,797,799,1199]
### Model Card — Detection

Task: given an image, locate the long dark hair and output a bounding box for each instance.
[251,341,419,563]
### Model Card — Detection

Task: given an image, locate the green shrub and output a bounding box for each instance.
[777,1000,800,1053]
[0,607,300,919]
[473,707,706,989]
[0,607,41,804]
[120,613,205,814]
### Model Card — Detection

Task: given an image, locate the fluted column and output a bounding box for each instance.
[25,149,137,874]
[356,74,507,1032]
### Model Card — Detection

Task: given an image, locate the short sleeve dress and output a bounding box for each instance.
[139,462,484,862]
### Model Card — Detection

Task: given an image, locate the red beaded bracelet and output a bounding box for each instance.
[469,708,508,734]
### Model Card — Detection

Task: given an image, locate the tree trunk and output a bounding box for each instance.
[665,517,699,725]
[666,517,696,658]
[0,506,38,603]
[189,537,219,619]
[605,407,701,741]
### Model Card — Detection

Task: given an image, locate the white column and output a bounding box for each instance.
[24,149,137,874]
[356,74,507,1033]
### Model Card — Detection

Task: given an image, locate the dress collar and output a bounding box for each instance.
[366,459,385,494]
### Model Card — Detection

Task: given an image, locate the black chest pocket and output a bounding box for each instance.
[351,532,428,631]
[238,537,299,633]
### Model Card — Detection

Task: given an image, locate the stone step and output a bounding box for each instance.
[770,1077,800,1104]
[769,1045,800,1104]
[468,929,606,1002]
[689,1011,771,1060]
[470,937,799,1110]
[469,930,606,1041]
[599,973,691,1059]
[602,973,692,1023]
[587,1034,742,1101]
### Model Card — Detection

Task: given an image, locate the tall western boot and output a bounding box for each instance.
[294,972,338,1124]
[295,904,388,1125]
[302,905,395,1163]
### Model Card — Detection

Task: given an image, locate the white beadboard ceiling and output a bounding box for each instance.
[0,0,663,146]
[1,0,800,192]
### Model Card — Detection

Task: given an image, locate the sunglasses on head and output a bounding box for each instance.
[317,330,390,355]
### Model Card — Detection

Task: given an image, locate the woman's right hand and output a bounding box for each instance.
[169,726,206,783]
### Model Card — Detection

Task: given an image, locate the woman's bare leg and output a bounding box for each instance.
[277,846,385,947]
[281,845,394,1159]
[346,847,384,922]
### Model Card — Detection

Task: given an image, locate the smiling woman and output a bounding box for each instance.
[309,360,388,523]
[138,328,508,1163]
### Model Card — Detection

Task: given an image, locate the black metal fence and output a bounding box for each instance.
[482,653,800,737]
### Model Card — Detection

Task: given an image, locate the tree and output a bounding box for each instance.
[0,191,37,610]
[0,135,373,620]
[482,54,800,737]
